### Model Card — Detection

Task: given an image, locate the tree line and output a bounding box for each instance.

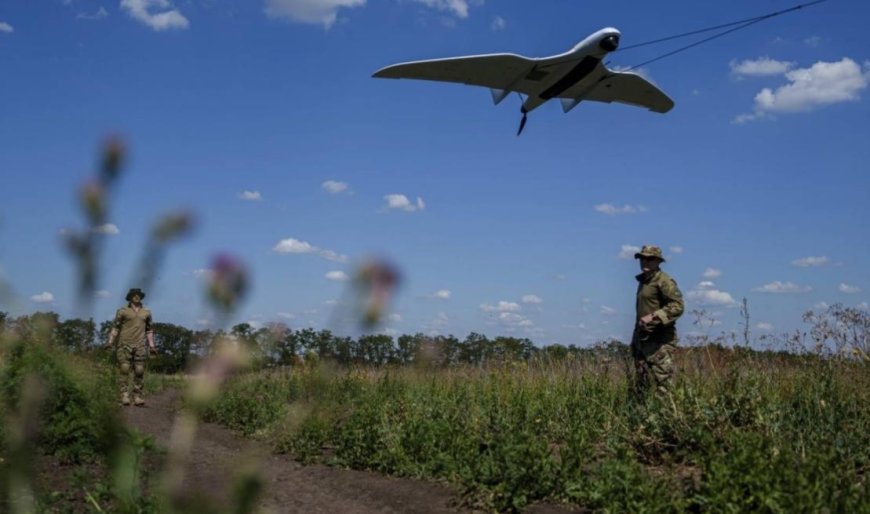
[0,311,623,374]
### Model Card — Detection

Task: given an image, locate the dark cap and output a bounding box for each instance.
[125,288,146,301]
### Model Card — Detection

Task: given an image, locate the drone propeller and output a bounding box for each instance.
[517,109,529,136]
[516,93,529,136]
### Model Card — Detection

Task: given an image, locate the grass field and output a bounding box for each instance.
[2,319,868,512]
[204,347,870,512]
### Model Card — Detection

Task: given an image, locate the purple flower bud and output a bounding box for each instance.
[100,136,125,184]
[79,181,105,225]
[153,211,195,244]
[207,253,248,313]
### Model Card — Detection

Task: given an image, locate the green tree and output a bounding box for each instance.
[151,322,193,373]
[55,317,96,352]
[357,334,395,365]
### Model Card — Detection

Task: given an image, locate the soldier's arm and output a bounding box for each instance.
[106,309,123,346]
[146,314,156,351]
[654,278,684,325]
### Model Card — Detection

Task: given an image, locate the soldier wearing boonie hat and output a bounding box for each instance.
[107,288,157,406]
[631,245,684,397]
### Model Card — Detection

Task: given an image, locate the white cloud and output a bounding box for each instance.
[600,305,617,315]
[814,302,829,310]
[277,312,296,320]
[425,312,450,335]
[0,22,13,33]
[193,268,213,279]
[384,194,425,212]
[756,322,775,331]
[239,190,262,201]
[594,203,646,215]
[804,36,821,48]
[498,311,533,328]
[792,256,829,267]
[618,244,640,260]
[839,283,861,294]
[688,288,736,306]
[730,57,795,77]
[857,302,869,311]
[387,313,402,322]
[697,281,716,289]
[95,290,110,298]
[749,58,869,117]
[433,289,451,300]
[93,223,119,235]
[480,301,520,313]
[703,268,722,279]
[321,180,350,194]
[120,0,189,31]
[733,112,762,124]
[272,237,348,262]
[264,0,365,29]
[409,0,471,18]
[325,270,349,281]
[491,15,505,31]
[77,7,109,20]
[30,292,55,303]
[522,294,542,304]
[669,246,683,255]
[752,281,812,294]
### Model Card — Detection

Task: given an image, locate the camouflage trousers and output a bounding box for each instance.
[117,344,147,398]
[631,339,677,398]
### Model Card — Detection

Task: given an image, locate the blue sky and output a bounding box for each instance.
[1,0,868,347]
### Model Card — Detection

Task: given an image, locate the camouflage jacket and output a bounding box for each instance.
[631,270,684,346]
[113,304,153,347]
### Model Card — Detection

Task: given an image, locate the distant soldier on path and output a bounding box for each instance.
[631,246,684,397]
[107,288,156,406]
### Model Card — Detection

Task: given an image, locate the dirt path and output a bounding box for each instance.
[122,388,473,514]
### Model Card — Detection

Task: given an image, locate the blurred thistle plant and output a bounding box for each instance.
[354,259,400,329]
[158,254,253,511]
[131,210,197,294]
[2,375,47,514]
[152,210,195,244]
[100,136,125,184]
[206,253,249,316]
[62,138,127,307]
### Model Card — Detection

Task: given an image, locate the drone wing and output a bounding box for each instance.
[572,71,674,113]
[373,54,541,96]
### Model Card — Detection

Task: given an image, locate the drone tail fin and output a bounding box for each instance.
[560,98,582,113]
[490,88,510,106]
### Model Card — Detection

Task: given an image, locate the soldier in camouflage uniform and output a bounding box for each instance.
[107,288,156,406]
[631,245,684,397]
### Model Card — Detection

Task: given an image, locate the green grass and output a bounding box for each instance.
[205,351,870,512]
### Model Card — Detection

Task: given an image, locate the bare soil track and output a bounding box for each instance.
[123,388,473,513]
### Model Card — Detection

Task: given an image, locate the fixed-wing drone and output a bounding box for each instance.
[373,28,674,135]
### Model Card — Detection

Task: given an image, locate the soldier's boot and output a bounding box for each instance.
[120,392,131,406]
[133,395,145,407]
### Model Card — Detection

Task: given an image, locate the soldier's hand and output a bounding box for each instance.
[149,346,158,356]
[640,314,655,325]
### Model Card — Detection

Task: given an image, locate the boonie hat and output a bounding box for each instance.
[634,245,665,262]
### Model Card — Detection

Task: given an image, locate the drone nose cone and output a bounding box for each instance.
[600,35,620,52]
